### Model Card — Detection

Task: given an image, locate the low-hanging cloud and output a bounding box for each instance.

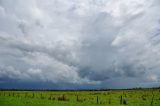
[0,0,160,89]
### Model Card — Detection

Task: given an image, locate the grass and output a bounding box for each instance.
[0,89,160,106]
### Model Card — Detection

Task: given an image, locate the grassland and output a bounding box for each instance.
[0,89,160,106]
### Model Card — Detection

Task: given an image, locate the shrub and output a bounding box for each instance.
[123,99,127,105]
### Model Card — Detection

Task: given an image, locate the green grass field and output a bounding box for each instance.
[0,89,160,106]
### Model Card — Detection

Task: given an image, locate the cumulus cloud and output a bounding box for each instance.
[0,0,160,89]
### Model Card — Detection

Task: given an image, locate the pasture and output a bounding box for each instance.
[0,89,160,106]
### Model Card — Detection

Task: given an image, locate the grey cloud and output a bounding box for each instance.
[18,20,30,36]
[0,0,160,89]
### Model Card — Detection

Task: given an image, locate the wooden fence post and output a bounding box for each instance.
[120,96,122,104]
[150,91,154,106]
[77,95,79,102]
[97,96,99,104]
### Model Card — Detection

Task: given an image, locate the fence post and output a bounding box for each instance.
[120,96,122,104]
[97,96,99,104]
[77,95,79,102]
[150,91,154,106]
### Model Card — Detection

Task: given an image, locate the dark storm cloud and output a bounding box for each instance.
[0,0,160,89]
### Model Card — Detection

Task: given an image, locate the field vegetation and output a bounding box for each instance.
[0,88,160,106]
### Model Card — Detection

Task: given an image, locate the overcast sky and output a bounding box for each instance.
[0,0,160,89]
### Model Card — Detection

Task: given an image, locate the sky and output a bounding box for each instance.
[0,0,160,89]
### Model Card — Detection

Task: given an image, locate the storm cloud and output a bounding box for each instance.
[0,0,160,89]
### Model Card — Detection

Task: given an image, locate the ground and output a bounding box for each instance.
[0,89,160,106]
